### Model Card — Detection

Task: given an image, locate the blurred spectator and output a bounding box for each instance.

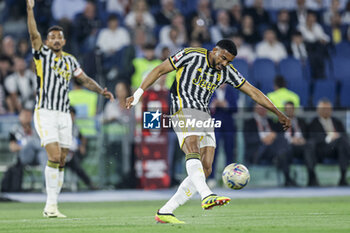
[325,13,347,45]
[290,0,308,26]
[244,104,296,187]
[160,13,187,46]
[298,11,330,43]
[106,0,130,16]
[1,0,27,38]
[213,0,240,10]
[210,10,238,43]
[208,84,238,187]
[125,0,156,30]
[16,38,31,61]
[96,14,131,55]
[231,33,255,64]
[32,0,54,33]
[229,3,243,28]
[52,0,86,22]
[0,55,12,113]
[65,106,97,190]
[131,44,161,90]
[189,40,202,48]
[267,75,300,109]
[341,1,350,24]
[189,0,214,28]
[256,28,287,63]
[132,27,155,58]
[238,15,260,45]
[284,101,318,187]
[288,31,308,63]
[157,26,183,55]
[245,0,271,26]
[1,36,16,59]
[1,108,46,192]
[52,0,86,53]
[4,56,36,113]
[298,11,330,79]
[273,9,294,46]
[155,0,179,25]
[308,99,350,186]
[74,1,101,53]
[104,81,133,123]
[323,0,342,26]
[189,16,211,44]
[69,79,98,118]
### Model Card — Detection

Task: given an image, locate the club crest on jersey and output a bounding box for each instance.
[52,64,71,80]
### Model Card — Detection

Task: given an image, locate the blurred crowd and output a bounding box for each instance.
[0,0,350,190]
[0,0,350,114]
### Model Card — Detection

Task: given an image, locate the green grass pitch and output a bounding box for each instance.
[0,196,350,233]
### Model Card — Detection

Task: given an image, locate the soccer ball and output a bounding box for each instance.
[222,163,250,190]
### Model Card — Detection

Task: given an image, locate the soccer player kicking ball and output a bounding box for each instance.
[26,0,114,218]
[126,40,290,224]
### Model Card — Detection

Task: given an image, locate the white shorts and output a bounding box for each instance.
[171,108,216,149]
[34,108,72,148]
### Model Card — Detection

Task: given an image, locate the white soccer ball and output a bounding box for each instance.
[222,163,250,190]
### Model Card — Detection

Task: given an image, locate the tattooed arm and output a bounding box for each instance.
[75,72,114,100]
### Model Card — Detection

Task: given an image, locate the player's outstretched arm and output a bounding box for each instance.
[26,0,43,51]
[126,59,174,109]
[239,81,291,130]
[75,72,115,101]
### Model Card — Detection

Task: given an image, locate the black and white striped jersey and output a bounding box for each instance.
[32,45,82,113]
[168,47,246,114]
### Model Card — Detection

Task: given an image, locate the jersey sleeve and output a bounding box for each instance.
[225,64,246,88]
[32,45,50,60]
[70,56,83,77]
[168,49,192,70]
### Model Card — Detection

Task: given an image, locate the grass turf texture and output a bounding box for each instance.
[0,196,350,233]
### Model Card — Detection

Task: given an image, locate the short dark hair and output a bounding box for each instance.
[216,39,237,56]
[274,75,286,88]
[284,101,294,107]
[47,25,64,36]
[107,14,118,22]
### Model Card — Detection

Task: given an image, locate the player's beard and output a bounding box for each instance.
[51,43,62,53]
[212,59,218,70]
[212,60,223,71]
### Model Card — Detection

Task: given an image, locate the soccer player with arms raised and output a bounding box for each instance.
[26,0,114,218]
[126,40,290,224]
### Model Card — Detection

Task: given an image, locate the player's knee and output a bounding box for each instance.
[48,153,60,163]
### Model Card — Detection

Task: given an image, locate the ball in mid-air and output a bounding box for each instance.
[222,163,250,190]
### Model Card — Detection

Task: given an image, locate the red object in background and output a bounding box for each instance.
[135,89,170,189]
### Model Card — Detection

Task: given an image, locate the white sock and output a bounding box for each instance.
[57,169,64,195]
[45,165,59,206]
[159,176,197,214]
[186,159,213,200]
